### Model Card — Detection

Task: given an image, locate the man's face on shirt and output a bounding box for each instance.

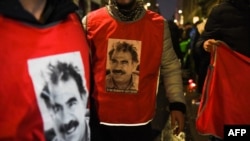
[50,78,87,141]
[110,50,137,85]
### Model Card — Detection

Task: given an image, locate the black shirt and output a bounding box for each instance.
[0,0,78,25]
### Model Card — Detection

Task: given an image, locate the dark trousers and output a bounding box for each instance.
[91,122,153,141]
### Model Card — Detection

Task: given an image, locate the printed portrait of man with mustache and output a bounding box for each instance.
[106,39,140,93]
[40,61,90,141]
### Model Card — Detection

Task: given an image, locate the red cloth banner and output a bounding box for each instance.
[196,42,250,139]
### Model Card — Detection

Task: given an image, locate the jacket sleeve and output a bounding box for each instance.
[160,20,186,113]
[195,5,221,53]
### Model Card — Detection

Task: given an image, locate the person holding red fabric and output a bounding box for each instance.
[82,0,186,141]
[195,0,250,140]
[0,0,91,140]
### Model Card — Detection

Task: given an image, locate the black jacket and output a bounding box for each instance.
[196,0,250,57]
[0,0,78,25]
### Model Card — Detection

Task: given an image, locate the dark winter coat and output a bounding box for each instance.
[196,0,250,57]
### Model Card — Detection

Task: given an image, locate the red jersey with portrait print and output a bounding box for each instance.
[86,7,165,125]
[0,13,90,140]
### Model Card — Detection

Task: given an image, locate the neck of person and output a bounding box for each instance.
[117,0,137,11]
[19,0,47,21]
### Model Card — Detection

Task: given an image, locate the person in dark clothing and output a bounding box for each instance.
[168,20,183,63]
[195,0,250,140]
[0,0,91,140]
[196,0,250,57]
[190,20,208,95]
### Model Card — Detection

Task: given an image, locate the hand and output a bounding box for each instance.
[203,39,220,52]
[170,110,185,135]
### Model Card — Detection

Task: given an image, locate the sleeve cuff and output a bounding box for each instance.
[169,102,186,114]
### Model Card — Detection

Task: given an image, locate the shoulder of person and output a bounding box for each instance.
[145,10,165,20]
[86,7,107,18]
